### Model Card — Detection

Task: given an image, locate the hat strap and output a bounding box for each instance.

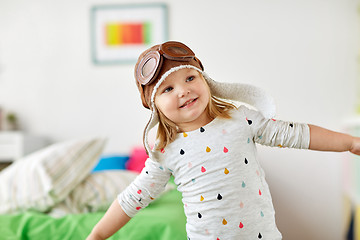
[202,72,276,119]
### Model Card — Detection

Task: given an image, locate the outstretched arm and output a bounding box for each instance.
[86,200,131,240]
[308,124,360,155]
[87,157,171,240]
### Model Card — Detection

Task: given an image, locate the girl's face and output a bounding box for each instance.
[155,68,212,132]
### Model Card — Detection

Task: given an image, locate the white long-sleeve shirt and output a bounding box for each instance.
[118,106,310,240]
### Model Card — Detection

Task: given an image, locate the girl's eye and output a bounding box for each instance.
[186,76,195,82]
[163,87,173,93]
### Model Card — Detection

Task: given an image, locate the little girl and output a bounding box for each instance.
[87,41,360,240]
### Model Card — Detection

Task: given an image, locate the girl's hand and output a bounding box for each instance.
[350,137,360,155]
[86,200,131,240]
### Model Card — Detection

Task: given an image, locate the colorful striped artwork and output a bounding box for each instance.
[105,22,151,46]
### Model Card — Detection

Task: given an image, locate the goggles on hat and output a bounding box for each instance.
[136,41,203,86]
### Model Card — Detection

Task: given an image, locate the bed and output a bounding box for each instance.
[0,137,187,240]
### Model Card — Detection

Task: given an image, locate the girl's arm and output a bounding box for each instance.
[86,157,171,240]
[86,199,131,240]
[308,124,360,155]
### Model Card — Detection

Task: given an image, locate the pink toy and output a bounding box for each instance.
[126,146,149,173]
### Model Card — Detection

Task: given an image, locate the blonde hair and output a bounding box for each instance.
[155,94,236,151]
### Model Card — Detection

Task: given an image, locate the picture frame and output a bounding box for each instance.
[90,3,168,65]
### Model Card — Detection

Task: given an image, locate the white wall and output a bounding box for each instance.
[0,0,358,239]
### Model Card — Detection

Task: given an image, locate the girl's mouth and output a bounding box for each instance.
[180,98,198,108]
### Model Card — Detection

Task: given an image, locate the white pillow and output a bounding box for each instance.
[0,137,107,214]
[49,170,139,216]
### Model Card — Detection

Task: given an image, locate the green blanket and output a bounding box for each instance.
[0,190,186,240]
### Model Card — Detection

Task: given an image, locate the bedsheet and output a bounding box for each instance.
[0,189,186,240]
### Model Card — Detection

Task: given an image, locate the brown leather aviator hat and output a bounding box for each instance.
[134,41,276,158]
[135,41,204,110]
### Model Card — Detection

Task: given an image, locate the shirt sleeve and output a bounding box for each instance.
[239,106,310,149]
[117,157,171,218]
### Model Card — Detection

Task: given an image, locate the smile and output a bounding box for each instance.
[180,98,198,108]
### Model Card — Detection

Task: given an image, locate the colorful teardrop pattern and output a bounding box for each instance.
[239,222,244,229]
[246,118,253,125]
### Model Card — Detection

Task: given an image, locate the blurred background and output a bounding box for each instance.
[0,0,359,239]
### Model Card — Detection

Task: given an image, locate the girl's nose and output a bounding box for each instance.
[178,88,190,98]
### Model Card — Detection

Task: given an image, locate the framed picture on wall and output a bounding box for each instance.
[91,3,168,65]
